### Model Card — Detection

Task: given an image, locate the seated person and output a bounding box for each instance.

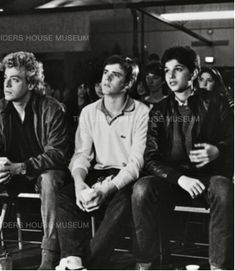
[198,67,234,110]
[144,62,168,106]
[56,55,149,270]
[0,51,71,269]
[132,46,234,270]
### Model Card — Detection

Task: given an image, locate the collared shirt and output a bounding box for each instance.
[6,100,41,163]
[174,90,195,106]
[69,96,150,190]
[96,96,135,125]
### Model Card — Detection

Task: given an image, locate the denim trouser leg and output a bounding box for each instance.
[37,170,66,251]
[56,183,91,258]
[56,181,131,267]
[131,176,174,262]
[207,176,234,269]
[132,175,234,269]
[88,184,131,268]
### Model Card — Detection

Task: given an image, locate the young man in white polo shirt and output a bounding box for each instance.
[56,55,149,270]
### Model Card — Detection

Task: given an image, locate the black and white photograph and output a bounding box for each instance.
[0,0,234,270]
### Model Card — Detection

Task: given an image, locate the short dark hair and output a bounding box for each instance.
[103,55,139,84]
[161,46,200,73]
[145,62,162,77]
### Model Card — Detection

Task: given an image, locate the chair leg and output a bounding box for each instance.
[0,203,8,249]
[16,212,23,250]
[91,216,96,238]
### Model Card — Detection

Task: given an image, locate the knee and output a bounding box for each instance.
[132,176,156,204]
[39,170,65,195]
[209,176,234,206]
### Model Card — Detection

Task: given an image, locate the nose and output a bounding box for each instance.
[4,78,11,88]
[168,70,175,79]
[200,80,207,87]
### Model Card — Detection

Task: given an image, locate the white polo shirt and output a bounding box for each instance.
[69,96,149,189]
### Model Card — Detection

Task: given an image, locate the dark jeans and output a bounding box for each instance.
[56,169,132,269]
[132,175,234,269]
[3,169,68,251]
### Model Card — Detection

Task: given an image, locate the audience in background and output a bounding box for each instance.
[77,83,90,117]
[144,62,168,106]
[198,67,234,110]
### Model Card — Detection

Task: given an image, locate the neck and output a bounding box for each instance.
[12,92,31,122]
[104,94,127,116]
[174,87,192,103]
[149,89,164,100]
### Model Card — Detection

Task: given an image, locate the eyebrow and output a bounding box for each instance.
[104,69,124,77]
[4,74,22,78]
[164,64,185,69]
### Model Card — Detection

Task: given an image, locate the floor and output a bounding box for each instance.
[0,199,210,270]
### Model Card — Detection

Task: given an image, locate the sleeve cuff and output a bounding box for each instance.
[166,170,183,184]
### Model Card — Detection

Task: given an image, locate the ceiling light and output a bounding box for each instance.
[0,9,4,12]
[160,10,234,21]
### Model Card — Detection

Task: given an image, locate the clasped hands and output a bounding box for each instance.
[76,175,116,212]
[0,157,22,184]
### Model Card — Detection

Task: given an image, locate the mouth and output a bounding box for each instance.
[169,81,177,86]
[4,90,12,95]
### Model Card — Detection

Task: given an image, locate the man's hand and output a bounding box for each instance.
[189,143,220,168]
[0,157,22,184]
[178,175,205,199]
[84,176,118,212]
[75,182,92,211]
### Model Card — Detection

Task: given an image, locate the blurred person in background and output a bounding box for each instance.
[144,62,168,106]
[77,83,90,117]
[198,67,234,110]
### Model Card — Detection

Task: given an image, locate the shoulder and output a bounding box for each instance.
[133,99,150,114]
[149,95,170,115]
[34,94,65,112]
[80,99,100,115]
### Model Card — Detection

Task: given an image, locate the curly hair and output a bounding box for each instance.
[1,51,45,93]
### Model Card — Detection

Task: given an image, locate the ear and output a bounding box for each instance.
[124,79,134,91]
[191,68,199,81]
[28,83,35,91]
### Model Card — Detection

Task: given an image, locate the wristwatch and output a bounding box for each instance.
[20,163,27,175]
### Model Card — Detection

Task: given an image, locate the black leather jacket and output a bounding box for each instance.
[144,89,234,184]
[0,93,72,178]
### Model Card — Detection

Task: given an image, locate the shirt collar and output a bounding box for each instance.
[96,95,135,125]
[174,90,195,106]
[96,95,135,115]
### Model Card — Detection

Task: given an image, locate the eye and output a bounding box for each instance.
[175,67,183,72]
[12,77,20,83]
[113,73,121,78]
[164,69,169,74]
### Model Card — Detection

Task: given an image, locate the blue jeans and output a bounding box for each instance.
[132,175,234,269]
[56,169,132,269]
[5,169,68,251]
